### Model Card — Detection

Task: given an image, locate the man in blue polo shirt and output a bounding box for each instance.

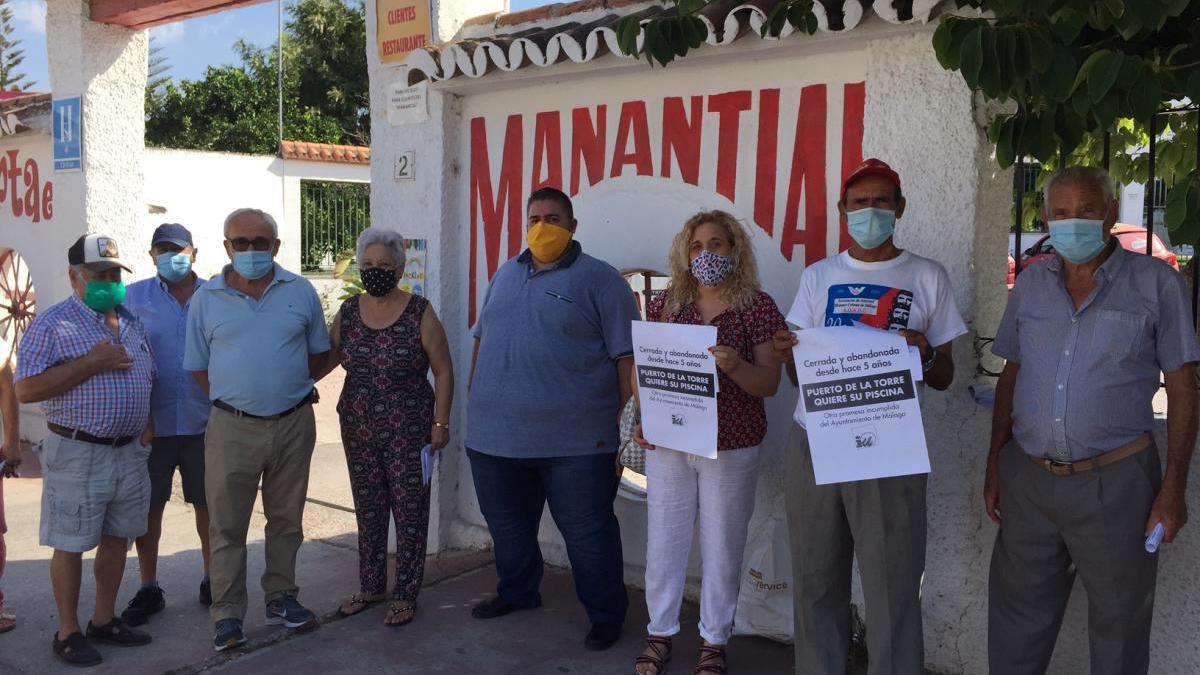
[467,186,638,652]
[184,208,330,652]
[122,223,213,627]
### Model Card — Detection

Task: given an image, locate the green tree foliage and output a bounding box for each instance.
[145,0,367,153]
[622,1,1200,243]
[0,0,30,91]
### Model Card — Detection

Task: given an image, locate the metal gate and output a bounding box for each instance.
[300,180,371,273]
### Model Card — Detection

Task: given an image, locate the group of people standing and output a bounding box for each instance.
[0,157,1192,675]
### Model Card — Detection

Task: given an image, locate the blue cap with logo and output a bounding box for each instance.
[151,223,193,248]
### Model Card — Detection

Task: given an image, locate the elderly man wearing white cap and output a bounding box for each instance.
[15,233,156,667]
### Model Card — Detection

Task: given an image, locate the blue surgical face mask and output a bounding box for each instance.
[155,252,192,283]
[846,207,897,249]
[232,250,275,280]
[1048,218,1107,264]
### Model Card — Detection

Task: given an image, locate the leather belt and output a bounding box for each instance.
[1025,433,1152,476]
[213,390,315,421]
[48,423,135,447]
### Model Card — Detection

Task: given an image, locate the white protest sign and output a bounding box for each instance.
[792,326,929,484]
[632,321,719,459]
[387,77,429,126]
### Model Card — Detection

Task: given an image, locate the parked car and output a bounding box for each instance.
[1006,224,1179,289]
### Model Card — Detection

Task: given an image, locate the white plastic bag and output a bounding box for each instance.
[732,494,794,642]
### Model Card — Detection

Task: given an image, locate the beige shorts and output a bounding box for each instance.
[37,434,151,553]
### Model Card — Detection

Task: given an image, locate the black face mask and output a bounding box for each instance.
[360,267,398,297]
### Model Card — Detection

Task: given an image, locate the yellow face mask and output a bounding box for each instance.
[527,221,573,263]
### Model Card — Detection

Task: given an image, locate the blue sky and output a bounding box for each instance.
[8,0,544,91]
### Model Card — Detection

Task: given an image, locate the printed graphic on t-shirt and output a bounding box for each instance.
[823,284,914,331]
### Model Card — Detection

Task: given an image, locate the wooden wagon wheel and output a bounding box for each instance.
[0,248,36,366]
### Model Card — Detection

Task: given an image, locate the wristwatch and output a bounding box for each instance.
[433,421,450,430]
[922,350,938,372]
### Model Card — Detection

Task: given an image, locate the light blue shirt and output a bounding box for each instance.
[466,243,638,458]
[184,264,331,417]
[993,245,1200,461]
[125,275,211,436]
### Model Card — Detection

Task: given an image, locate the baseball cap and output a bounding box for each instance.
[151,223,193,248]
[841,158,902,201]
[67,234,133,272]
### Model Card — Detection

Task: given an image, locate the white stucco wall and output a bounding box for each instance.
[45,0,148,303]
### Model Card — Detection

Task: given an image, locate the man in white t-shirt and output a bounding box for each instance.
[774,158,967,675]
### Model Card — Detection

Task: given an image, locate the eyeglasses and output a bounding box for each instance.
[228,237,274,252]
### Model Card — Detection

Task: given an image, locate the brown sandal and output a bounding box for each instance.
[0,613,15,634]
[634,635,672,675]
[694,644,726,675]
[385,601,416,627]
[336,593,384,617]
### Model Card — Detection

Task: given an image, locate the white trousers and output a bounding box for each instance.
[644,445,761,644]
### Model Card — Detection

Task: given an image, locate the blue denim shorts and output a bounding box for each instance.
[37,434,151,553]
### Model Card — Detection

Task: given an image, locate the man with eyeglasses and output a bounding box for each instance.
[184,208,331,652]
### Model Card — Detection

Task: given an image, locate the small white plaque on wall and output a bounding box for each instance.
[387,75,429,126]
[395,151,416,181]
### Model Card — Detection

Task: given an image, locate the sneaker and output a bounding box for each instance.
[470,594,542,620]
[213,618,246,652]
[584,622,622,651]
[85,617,152,647]
[52,631,102,667]
[265,595,318,630]
[199,578,212,607]
[120,586,165,627]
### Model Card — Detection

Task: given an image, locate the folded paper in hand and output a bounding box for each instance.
[421,445,439,486]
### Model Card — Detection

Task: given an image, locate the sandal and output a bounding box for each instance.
[694,643,726,675]
[384,601,416,627]
[634,635,672,675]
[337,592,385,618]
[0,613,15,634]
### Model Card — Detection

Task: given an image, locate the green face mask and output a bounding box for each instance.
[82,280,126,313]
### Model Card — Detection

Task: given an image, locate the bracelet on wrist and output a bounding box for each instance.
[433,421,450,430]
[922,350,937,371]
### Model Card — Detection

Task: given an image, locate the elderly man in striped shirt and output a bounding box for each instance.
[16,234,156,668]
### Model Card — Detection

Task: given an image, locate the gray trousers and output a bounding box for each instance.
[786,424,927,675]
[988,441,1160,675]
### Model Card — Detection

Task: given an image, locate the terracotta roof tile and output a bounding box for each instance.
[409,0,946,85]
[279,140,371,165]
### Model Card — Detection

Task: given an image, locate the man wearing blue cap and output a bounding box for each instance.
[121,223,212,626]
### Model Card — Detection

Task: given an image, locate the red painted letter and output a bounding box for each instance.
[469,115,524,325]
[839,82,866,252]
[707,91,752,203]
[780,85,828,265]
[22,158,39,223]
[5,150,22,218]
[660,96,702,185]
[531,111,563,191]
[610,100,653,178]
[570,105,606,195]
[753,89,780,236]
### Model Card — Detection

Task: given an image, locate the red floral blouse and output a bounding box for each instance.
[646,289,786,451]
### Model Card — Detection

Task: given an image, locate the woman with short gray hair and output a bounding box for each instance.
[316,226,454,627]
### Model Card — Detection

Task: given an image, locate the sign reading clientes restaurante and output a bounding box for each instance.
[376,0,432,63]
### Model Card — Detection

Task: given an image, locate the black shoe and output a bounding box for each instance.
[52,632,102,668]
[213,618,247,652]
[199,578,212,606]
[85,617,152,647]
[120,586,165,627]
[584,622,622,651]
[470,594,542,620]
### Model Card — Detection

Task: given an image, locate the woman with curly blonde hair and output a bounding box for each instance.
[632,210,786,675]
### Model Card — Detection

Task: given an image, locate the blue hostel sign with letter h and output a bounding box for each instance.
[53,97,82,171]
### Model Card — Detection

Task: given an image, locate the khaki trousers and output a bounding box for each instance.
[205,404,316,622]
[786,424,928,675]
